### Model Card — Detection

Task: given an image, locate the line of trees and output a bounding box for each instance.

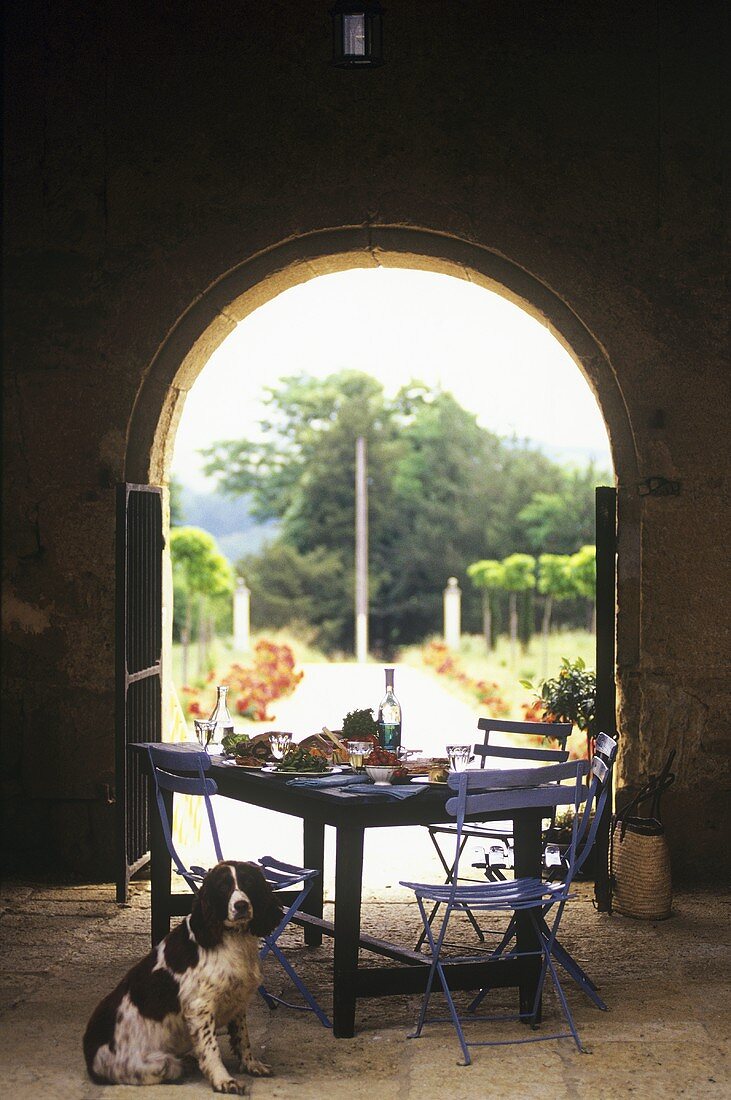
[468,546,596,665]
[195,370,610,655]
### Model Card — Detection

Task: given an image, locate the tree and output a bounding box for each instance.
[201,370,604,651]
[537,554,576,672]
[467,559,504,652]
[239,542,347,653]
[501,553,536,663]
[518,462,611,555]
[171,527,234,682]
[570,545,597,632]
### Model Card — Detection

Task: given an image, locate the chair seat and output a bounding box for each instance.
[401,875,571,910]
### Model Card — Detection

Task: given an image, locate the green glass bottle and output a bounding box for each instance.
[377,668,402,752]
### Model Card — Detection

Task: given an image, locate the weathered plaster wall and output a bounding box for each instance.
[3,1,728,879]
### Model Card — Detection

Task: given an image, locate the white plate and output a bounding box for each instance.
[263,766,343,777]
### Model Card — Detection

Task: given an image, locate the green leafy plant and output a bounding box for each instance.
[341,708,379,739]
[521,656,596,760]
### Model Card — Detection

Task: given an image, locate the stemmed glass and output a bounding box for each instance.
[268,732,293,761]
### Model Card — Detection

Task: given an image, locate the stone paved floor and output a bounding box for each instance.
[0,878,728,1099]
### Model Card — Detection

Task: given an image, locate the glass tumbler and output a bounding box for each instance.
[268,732,293,760]
[194,719,217,752]
[446,744,472,772]
[346,740,373,772]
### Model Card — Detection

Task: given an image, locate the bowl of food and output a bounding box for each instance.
[364,765,396,786]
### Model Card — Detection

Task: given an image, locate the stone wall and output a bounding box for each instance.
[2,1,728,880]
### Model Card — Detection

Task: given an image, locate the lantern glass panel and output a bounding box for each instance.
[343,13,366,56]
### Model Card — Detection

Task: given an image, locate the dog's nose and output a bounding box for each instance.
[234,899,251,915]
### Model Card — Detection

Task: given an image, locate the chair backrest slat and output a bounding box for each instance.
[146,741,211,772]
[473,744,569,763]
[154,767,218,797]
[448,760,588,791]
[448,782,589,818]
[477,718,573,745]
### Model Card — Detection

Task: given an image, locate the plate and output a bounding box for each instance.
[263,766,341,778]
[232,763,269,770]
[410,775,448,786]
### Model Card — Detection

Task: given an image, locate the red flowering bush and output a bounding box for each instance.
[180,640,303,722]
[422,640,509,716]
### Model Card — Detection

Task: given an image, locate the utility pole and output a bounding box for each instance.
[355,435,368,663]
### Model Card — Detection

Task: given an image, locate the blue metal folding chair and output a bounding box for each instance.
[416,719,572,950]
[146,742,331,1028]
[401,733,617,1064]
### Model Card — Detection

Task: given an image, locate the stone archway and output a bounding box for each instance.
[125,225,640,788]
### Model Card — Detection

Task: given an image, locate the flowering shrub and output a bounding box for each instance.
[180,640,303,722]
[422,640,509,715]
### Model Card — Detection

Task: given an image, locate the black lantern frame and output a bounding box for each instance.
[330,1,384,68]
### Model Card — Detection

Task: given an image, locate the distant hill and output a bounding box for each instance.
[176,488,278,565]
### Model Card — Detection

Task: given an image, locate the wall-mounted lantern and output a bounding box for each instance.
[330,1,383,68]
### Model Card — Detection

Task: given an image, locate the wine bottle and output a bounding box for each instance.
[377,668,402,752]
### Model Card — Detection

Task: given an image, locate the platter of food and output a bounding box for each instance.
[263,766,341,778]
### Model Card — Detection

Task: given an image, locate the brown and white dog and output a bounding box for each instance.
[83,861,282,1094]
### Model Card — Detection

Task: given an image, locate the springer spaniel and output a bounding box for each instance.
[84,861,282,1094]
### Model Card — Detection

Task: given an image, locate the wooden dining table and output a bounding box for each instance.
[137,751,548,1038]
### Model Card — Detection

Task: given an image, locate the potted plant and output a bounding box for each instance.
[521,656,597,761]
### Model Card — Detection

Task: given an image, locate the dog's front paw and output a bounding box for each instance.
[213,1077,248,1095]
[241,1055,273,1077]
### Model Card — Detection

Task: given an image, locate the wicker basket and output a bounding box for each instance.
[611,816,672,920]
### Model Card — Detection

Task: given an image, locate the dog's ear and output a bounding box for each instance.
[190,864,228,948]
[240,863,283,937]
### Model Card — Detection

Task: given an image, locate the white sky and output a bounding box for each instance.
[172,268,612,490]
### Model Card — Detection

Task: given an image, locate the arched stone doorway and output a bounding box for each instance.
[124,225,640,790]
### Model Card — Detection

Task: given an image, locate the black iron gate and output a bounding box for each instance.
[116,483,164,902]
[594,486,617,911]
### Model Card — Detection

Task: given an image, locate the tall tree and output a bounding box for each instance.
[501,553,536,663]
[518,462,610,554]
[537,553,576,672]
[467,559,504,652]
[570,545,597,632]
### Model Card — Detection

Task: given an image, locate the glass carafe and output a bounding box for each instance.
[208,685,234,753]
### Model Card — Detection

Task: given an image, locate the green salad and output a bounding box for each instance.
[276,746,329,773]
[221,732,251,755]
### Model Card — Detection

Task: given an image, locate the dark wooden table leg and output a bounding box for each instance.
[333,823,365,1038]
[302,817,325,946]
[150,785,173,946]
[512,808,543,1021]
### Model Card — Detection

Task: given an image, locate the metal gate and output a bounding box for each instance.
[116,483,164,902]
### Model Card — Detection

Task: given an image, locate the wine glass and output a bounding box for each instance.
[268,732,293,761]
